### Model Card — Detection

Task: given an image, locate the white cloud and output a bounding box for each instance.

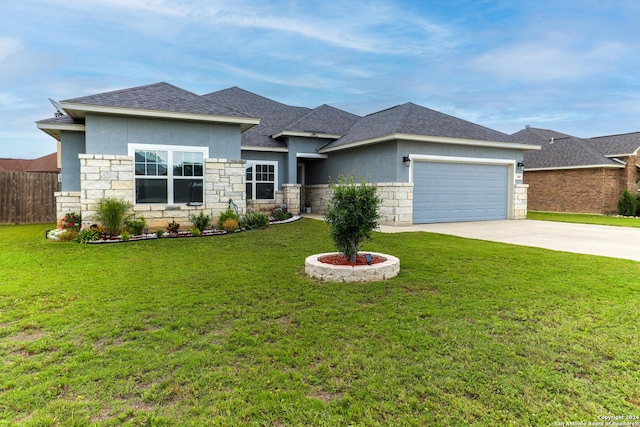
[0,37,21,62]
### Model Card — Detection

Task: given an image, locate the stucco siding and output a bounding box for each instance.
[60,131,86,191]
[85,114,242,159]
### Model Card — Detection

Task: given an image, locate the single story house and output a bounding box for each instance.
[513,126,640,214]
[37,82,539,229]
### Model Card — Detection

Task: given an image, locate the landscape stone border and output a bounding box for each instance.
[305,252,400,283]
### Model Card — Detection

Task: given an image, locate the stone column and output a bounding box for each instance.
[513,183,529,219]
[282,183,301,214]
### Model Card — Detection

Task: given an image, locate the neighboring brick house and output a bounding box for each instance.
[513,127,640,214]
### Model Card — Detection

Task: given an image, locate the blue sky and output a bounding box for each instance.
[2,0,640,158]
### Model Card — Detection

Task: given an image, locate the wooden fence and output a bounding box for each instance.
[0,171,60,224]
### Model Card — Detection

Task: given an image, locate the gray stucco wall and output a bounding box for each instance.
[397,139,525,183]
[306,142,399,184]
[60,131,86,191]
[85,114,242,159]
[285,136,334,184]
[305,140,525,185]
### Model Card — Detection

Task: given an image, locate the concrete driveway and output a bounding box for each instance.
[377,220,640,262]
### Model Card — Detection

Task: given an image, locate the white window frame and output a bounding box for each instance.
[245,160,278,201]
[128,143,209,205]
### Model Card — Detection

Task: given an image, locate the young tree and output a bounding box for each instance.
[325,177,382,263]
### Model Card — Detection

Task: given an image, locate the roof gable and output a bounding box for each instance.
[279,104,360,136]
[587,132,640,156]
[323,102,519,150]
[63,82,248,119]
[517,127,621,170]
[204,87,311,148]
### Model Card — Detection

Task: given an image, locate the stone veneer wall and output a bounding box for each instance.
[55,154,246,230]
[513,184,528,220]
[305,182,414,226]
[282,184,301,215]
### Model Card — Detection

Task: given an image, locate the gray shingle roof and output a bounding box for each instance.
[586,132,640,156]
[516,127,620,169]
[63,82,249,118]
[323,102,519,149]
[281,104,360,135]
[203,87,311,148]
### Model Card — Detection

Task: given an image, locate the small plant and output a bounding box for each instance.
[325,176,382,263]
[155,229,165,237]
[62,212,82,232]
[120,230,131,242]
[166,220,180,234]
[76,228,101,244]
[240,211,270,229]
[94,198,132,235]
[190,211,211,232]
[125,216,146,235]
[222,218,239,232]
[89,224,105,235]
[217,209,239,229]
[57,230,79,242]
[271,205,292,221]
[617,189,637,216]
[190,227,201,237]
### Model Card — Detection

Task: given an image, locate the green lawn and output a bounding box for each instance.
[528,211,640,227]
[1,220,640,426]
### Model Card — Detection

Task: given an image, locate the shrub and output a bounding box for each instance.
[271,205,292,222]
[325,177,382,263]
[217,209,239,229]
[190,227,201,237]
[190,211,211,232]
[57,230,79,242]
[222,218,239,232]
[617,189,637,216]
[125,216,146,235]
[120,231,131,242]
[166,221,180,233]
[94,198,132,235]
[155,229,165,237]
[76,228,101,244]
[62,212,82,232]
[240,211,270,229]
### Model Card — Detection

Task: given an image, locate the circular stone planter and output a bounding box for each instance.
[305,252,400,283]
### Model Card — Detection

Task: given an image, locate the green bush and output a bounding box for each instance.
[125,216,146,235]
[190,211,211,232]
[190,227,201,237]
[120,231,131,242]
[240,211,270,229]
[217,209,239,229]
[271,205,292,221]
[617,189,637,216]
[76,228,101,244]
[325,177,382,262]
[57,230,79,242]
[62,212,82,232]
[94,198,132,235]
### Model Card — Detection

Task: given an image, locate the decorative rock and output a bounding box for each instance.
[305,252,400,283]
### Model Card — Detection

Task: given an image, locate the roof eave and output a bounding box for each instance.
[36,121,86,140]
[241,145,288,153]
[59,102,260,130]
[271,130,343,139]
[318,133,541,154]
[524,164,625,171]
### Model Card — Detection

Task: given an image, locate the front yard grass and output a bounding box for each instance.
[1,220,640,425]
[528,210,640,227]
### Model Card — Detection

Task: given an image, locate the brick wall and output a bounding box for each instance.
[524,168,626,214]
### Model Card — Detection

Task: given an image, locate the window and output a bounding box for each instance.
[246,161,277,200]
[129,144,208,204]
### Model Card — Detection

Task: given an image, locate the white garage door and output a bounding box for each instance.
[413,161,510,223]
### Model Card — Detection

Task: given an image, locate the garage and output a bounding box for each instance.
[412,159,511,223]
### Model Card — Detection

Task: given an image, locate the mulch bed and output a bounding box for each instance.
[318,254,386,266]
